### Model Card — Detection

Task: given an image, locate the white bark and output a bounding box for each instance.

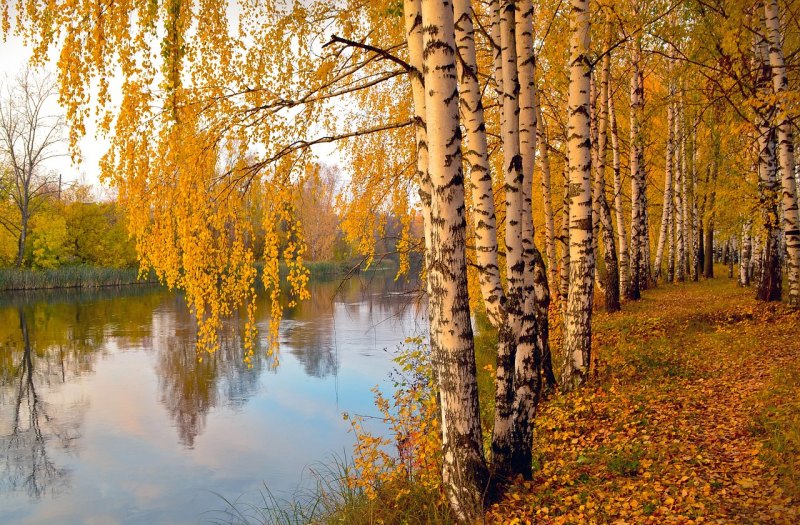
[655,97,674,280]
[628,37,644,300]
[563,0,594,390]
[511,0,545,478]
[560,163,571,317]
[675,102,686,283]
[680,102,690,278]
[754,21,783,302]
[537,103,558,290]
[404,0,432,263]
[418,0,488,517]
[692,123,701,281]
[740,221,752,286]
[453,0,504,329]
[610,93,629,297]
[765,0,800,306]
[595,28,620,312]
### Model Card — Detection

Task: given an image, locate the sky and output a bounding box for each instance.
[1,33,345,195]
[2,35,109,190]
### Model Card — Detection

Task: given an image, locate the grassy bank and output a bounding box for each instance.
[271,259,399,280]
[0,259,401,293]
[0,266,158,291]
[216,275,800,524]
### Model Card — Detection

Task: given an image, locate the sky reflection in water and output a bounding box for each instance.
[0,273,424,524]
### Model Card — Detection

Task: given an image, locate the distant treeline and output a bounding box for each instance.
[1,184,137,269]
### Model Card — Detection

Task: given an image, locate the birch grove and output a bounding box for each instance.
[10,0,800,520]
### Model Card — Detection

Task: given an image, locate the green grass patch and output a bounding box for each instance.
[605,446,644,477]
[751,362,800,499]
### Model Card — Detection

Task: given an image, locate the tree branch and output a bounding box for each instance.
[324,34,412,73]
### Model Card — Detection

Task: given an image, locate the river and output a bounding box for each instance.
[0,271,425,524]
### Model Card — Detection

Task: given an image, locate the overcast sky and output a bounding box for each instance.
[1,35,106,189]
[2,29,346,194]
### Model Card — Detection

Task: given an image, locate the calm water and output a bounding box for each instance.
[0,272,425,524]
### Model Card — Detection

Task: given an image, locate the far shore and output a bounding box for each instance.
[0,259,402,292]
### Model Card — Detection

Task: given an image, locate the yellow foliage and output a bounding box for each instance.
[29,211,68,269]
[345,338,445,505]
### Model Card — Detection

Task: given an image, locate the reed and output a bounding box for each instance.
[0,266,158,291]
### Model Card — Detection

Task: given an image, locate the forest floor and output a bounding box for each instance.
[487,275,800,524]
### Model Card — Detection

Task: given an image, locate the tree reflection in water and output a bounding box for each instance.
[0,307,83,499]
[0,289,160,500]
[0,272,423,505]
[155,298,270,448]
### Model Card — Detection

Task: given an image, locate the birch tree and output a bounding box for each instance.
[674,104,686,283]
[655,96,675,281]
[754,20,782,302]
[628,35,645,301]
[594,20,620,312]
[764,0,800,306]
[610,93,630,298]
[562,0,594,390]
[538,103,558,291]
[740,221,752,286]
[419,0,488,517]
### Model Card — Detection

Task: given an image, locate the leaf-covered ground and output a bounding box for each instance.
[488,276,800,524]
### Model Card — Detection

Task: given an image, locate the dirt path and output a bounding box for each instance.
[488,278,800,524]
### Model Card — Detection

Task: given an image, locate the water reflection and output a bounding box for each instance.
[0,307,75,499]
[0,272,423,524]
[155,322,268,448]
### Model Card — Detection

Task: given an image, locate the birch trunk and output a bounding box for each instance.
[419,0,488,516]
[453,0,503,335]
[636,57,652,291]
[655,98,674,281]
[680,105,691,278]
[765,0,800,306]
[512,0,547,477]
[755,25,783,302]
[538,103,558,291]
[452,0,516,484]
[752,236,763,285]
[610,94,630,297]
[728,239,735,278]
[674,104,686,283]
[491,0,532,478]
[668,197,676,283]
[628,38,643,300]
[560,165,571,317]
[405,0,432,261]
[704,160,717,279]
[692,123,701,281]
[590,74,600,279]
[595,23,620,312]
[740,222,752,286]
[755,125,782,301]
[562,0,594,390]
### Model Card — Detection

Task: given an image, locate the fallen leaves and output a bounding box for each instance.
[487,278,800,524]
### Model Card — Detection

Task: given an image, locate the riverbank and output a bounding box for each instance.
[489,276,799,523]
[0,266,158,291]
[229,275,800,524]
[0,259,402,292]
